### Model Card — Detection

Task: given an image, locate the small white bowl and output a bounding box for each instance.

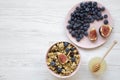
[46,41,81,78]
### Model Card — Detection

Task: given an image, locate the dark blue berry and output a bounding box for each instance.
[76,7,80,10]
[80,30,84,34]
[50,61,55,66]
[101,7,105,11]
[83,27,88,31]
[71,31,76,37]
[100,16,103,20]
[67,25,72,29]
[97,12,102,17]
[85,23,90,28]
[69,29,72,33]
[84,31,88,36]
[76,37,81,42]
[80,26,84,30]
[71,57,76,62]
[64,42,69,47]
[104,14,108,18]
[80,2,84,8]
[97,7,101,11]
[90,18,94,23]
[104,20,109,24]
[88,1,92,6]
[70,47,75,51]
[79,34,84,39]
[85,8,89,12]
[57,67,62,73]
[65,48,70,53]
[93,2,97,6]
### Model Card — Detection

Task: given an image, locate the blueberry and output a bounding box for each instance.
[70,47,75,51]
[96,16,100,21]
[80,30,84,34]
[64,42,69,47]
[71,57,76,62]
[74,17,77,21]
[65,48,70,53]
[67,25,70,29]
[101,7,105,11]
[73,25,77,29]
[91,8,95,11]
[90,18,94,23]
[75,33,79,38]
[85,8,89,12]
[104,20,109,24]
[93,2,97,6]
[80,13,84,17]
[74,30,78,33]
[71,31,76,37]
[97,12,102,17]
[69,29,72,33]
[78,30,82,34]
[71,13,75,17]
[92,11,96,15]
[104,14,108,18]
[94,9,98,13]
[88,1,92,6]
[79,34,84,38]
[76,37,81,42]
[71,16,75,20]
[84,31,88,36]
[97,7,101,11]
[100,16,103,20]
[76,12,79,16]
[84,27,88,31]
[57,67,62,73]
[76,7,80,10]
[80,2,84,8]
[50,61,56,66]
[84,2,88,7]
[67,25,72,29]
[80,26,84,30]
[85,23,90,28]
[93,15,97,19]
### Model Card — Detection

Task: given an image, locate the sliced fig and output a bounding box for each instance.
[99,25,112,38]
[89,28,97,41]
[58,53,68,64]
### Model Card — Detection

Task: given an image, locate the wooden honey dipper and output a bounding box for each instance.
[92,40,118,72]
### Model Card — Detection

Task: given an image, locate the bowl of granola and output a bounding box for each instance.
[46,41,81,78]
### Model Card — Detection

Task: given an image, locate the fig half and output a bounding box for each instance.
[89,28,97,41]
[99,25,112,38]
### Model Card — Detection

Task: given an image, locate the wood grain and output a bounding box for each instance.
[0,0,120,80]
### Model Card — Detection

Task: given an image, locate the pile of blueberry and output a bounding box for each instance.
[67,1,109,42]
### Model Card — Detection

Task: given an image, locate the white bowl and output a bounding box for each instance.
[46,41,81,78]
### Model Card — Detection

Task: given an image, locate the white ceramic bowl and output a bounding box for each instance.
[46,41,81,78]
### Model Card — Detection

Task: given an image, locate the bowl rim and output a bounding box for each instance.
[45,41,81,78]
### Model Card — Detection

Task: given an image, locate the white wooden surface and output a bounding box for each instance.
[0,0,120,80]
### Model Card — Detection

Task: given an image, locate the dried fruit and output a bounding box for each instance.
[89,28,97,41]
[99,25,112,38]
[58,53,68,64]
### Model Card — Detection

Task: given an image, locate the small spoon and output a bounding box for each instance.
[92,40,118,72]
